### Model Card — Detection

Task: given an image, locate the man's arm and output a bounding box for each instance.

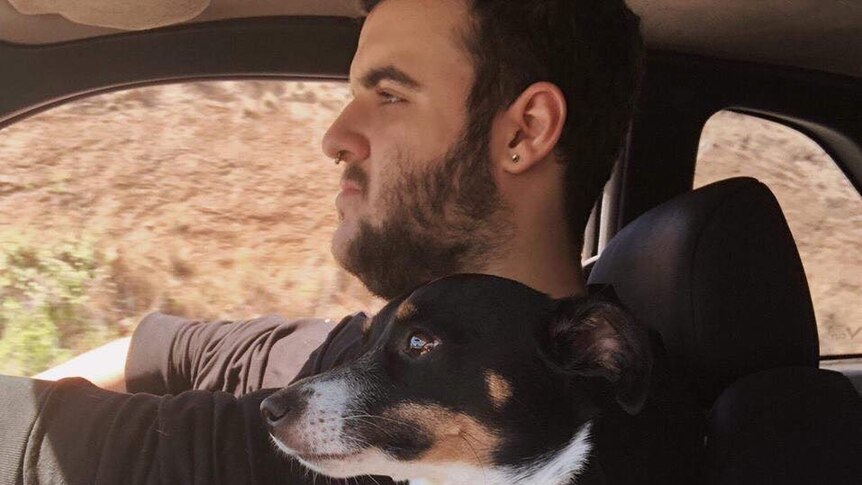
[0,374,393,485]
[29,315,329,394]
[34,310,366,396]
[125,312,359,395]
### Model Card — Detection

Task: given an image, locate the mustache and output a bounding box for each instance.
[342,164,369,192]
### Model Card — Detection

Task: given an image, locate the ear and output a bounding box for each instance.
[545,296,652,415]
[493,81,567,175]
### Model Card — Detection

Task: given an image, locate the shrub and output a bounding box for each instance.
[0,231,118,375]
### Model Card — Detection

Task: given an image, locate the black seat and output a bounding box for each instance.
[589,177,818,406]
[704,366,862,485]
[587,177,861,483]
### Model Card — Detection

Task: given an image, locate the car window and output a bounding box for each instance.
[0,80,384,376]
[695,110,862,358]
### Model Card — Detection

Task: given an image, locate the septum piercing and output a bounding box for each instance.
[335,150,346,165]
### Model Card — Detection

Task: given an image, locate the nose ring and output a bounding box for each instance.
[335,150,346,165]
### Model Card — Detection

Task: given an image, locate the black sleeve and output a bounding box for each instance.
[125,312,361,396]
[0,375,395,485]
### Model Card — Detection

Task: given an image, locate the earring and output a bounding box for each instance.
[335,150,346,165]
[511,153,520,163]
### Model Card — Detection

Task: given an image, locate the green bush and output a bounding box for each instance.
[0,232,117,375]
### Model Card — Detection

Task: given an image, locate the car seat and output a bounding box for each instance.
[587,177,862,484]
[703,365,862,484]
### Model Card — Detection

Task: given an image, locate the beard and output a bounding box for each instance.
[335,124,510,299]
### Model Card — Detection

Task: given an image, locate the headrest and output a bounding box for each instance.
[588,177,818,406]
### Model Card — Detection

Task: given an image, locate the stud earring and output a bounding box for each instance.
[511,153,520,163]
[334,150,346,165]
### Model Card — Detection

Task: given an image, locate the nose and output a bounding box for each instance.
[321,99,370,164]
[260,387,309,428]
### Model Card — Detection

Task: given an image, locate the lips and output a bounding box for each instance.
[336,182,362,213]
[339,165,367,197]
[339,179,363,195]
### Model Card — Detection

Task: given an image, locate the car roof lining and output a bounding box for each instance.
[1,0,860,79]
[6,0,214,31]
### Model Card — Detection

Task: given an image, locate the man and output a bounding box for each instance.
[0,0,644,483]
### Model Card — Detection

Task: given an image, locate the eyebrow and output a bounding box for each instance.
[358,65,422,91]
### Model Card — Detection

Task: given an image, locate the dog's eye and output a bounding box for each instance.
[407,332,439,356]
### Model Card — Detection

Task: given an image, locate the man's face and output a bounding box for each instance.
[323,0,507,299]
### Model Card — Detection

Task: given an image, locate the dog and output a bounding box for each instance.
[261,274,652,485]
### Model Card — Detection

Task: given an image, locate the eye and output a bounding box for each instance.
[407,332,439,356]
[378,90,404,105]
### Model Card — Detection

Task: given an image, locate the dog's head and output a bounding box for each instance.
[261,274,651,484]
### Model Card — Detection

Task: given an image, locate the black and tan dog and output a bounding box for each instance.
[261,274,652,485]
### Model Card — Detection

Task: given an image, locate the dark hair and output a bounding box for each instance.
[360,0,644,250]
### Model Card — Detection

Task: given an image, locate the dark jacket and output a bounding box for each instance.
[0,312,398,485]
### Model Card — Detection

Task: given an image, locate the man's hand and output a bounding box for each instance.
[33,337,131,392]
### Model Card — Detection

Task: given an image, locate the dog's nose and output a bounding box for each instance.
[260,387,308,428]
[260,397,287,425]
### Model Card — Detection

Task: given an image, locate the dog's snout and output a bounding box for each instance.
[260,387,309,428]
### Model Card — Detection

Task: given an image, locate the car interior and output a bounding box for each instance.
[0,0,860,483]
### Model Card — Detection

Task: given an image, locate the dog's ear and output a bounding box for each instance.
[545,296,652,415]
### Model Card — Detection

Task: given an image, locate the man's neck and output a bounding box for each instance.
[473,241,585,299]
[480,164,585,298]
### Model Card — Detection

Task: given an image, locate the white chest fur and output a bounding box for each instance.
[405,423,592,485]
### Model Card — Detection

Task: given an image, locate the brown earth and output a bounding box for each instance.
[0,81,858,372]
